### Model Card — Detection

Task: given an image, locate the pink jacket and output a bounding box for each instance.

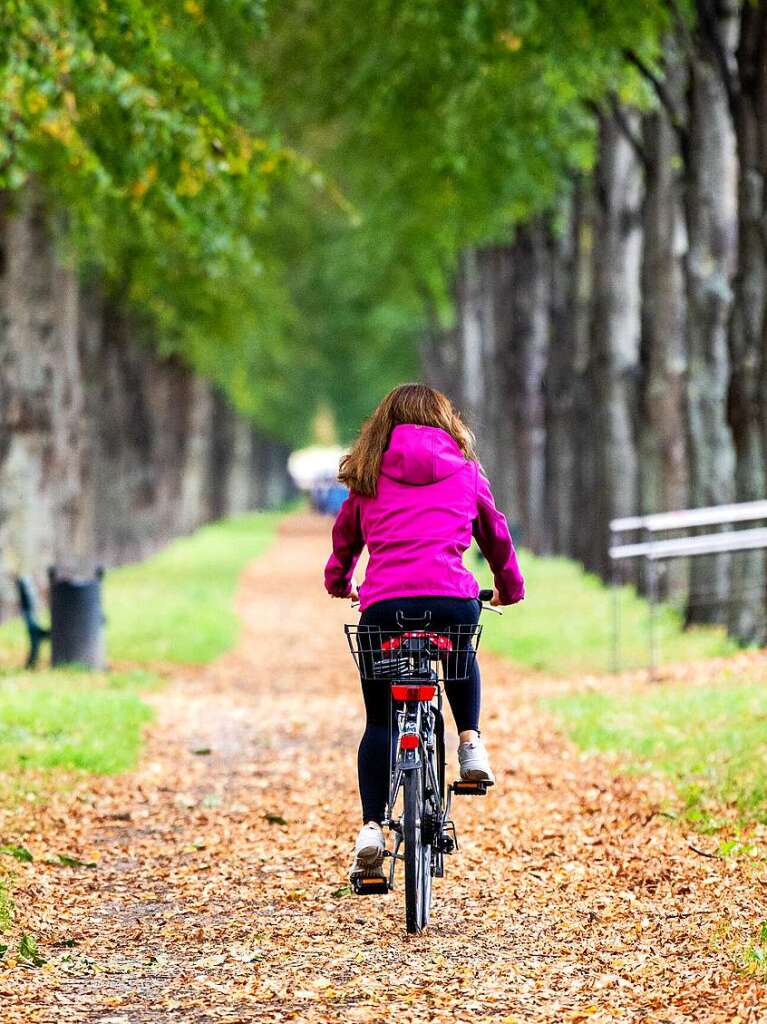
[324,424,525,611]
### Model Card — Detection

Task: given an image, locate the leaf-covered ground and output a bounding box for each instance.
[1,515,766,1022]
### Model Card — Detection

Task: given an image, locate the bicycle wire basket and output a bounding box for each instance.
[344,623,483,683]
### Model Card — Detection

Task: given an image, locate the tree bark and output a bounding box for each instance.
[589,109,644,577]
[419,299,460,406]
[0,189,84,611]
[728,2,767,642]
[454,246,518,520]
[570,180,599,569]
[639,58,689,520]
[683,3,739,625]
[452,231,551,551]
[544,193,579,556]
[507,220,551,553]
[637,51,689,601]
[0,188,292,622]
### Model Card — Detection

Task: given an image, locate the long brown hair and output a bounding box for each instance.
[338,383,477,497]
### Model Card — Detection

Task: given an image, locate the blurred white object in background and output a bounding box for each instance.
[287,446,346,491]
[288,446,349,515]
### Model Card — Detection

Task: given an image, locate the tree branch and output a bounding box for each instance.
[623,48,690,167]
[696,0,738,119]
[608,96,650,173]
[623,49,681,127]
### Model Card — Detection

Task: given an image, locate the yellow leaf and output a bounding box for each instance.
[25,90,48,116]
[40,114,75,145]
[498,31,523,52]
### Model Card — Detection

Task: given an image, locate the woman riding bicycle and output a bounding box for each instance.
[324,383,525,878]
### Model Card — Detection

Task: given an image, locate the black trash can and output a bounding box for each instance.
[49,567,106,670]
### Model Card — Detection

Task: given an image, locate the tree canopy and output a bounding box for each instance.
[1,0,679,443]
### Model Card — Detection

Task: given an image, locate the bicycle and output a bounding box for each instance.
[344,589,500,933]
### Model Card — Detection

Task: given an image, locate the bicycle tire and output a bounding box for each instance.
[432,707,446,878]
[404,765,432,933]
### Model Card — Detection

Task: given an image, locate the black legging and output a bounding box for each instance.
[356,596,481,824]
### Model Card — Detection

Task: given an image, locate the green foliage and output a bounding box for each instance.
[17,931,45,966]
[0,1,326,442]
[0,845,33,863]
[51,853,97,868]
[0,880,13,932]
[0,618,26,667]
[741,921,767,979]
[105,510,281,663]
[478,549,735,675]
[0,669,153,774]
[259,0,672,317]
[0,1,680,441]
[547,673,767,826]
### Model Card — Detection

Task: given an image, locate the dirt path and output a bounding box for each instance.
[2,515,765,1022]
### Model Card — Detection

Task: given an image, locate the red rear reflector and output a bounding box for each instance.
[401,631,454,651]
[399,734,419,750]
[381,636,402,651]
[391,684,437,701]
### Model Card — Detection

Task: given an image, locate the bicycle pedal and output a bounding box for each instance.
[352,875,390,896]
[440,831,456,854]
[450,779,491,796]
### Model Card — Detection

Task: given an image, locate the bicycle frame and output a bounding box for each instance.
[382,648,451,890]
[344,599,496,926]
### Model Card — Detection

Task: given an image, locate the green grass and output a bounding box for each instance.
[0,511,283,937]
[478,548,736,675]
[0,512,281,668]
[0,669,153,776]
[740,922,767,980]
[547,672,767,827]
[105,511,282,663]
[0,878,13,932]
[0,512,282,789]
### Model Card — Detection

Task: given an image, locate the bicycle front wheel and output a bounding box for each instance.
[403,765,432,933]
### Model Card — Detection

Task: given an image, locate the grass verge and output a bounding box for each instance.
[0,511,282,788]
[479,548,736,675]
[0,511,282,952]
[0,669,154,777]
[105,511,283,664]
[0,878,13,932]
[546,664,767,830]
[739,921,767,980]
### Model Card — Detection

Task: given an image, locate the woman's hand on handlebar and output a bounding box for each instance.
[489,588,501,607]
[349,585,359,602]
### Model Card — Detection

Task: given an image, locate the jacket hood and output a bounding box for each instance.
[380,424,468,486]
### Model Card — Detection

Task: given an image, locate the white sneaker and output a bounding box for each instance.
[458,738,495,785]
[349,821,385,878]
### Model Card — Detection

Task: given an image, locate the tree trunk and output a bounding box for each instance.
[639,59,689,519]
[570,180,599,569]
[728,3,767,642]
[544,193,579,556]
[683,4,738,625]
[452,231,551,550]
[454,247,518,519]
[0,189,84,616]
[419,301,460,406]
[638,52,689,600]
[589,109,644,577]
[507,220,551,553]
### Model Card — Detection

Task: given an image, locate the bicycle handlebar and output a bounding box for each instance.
[350,587,501,613]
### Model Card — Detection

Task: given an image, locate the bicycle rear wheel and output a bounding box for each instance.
[403,765,432,933]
